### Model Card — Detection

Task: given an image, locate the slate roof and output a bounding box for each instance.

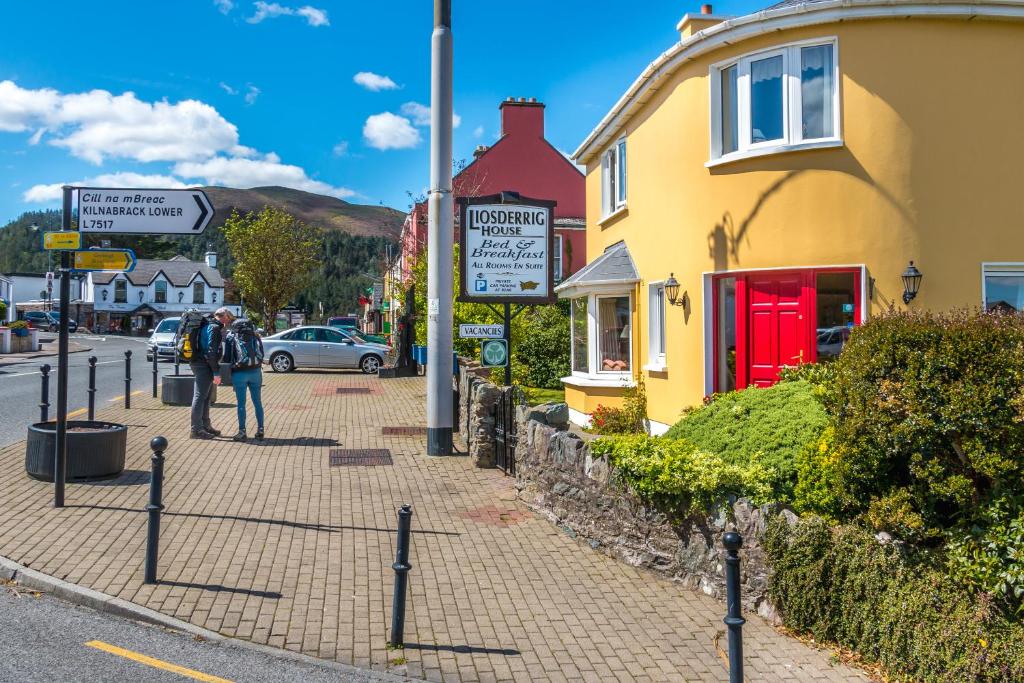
[91,257,224,287]
[555,241,638,292]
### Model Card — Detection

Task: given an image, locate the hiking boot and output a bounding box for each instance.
[190,429,215,440]
[255,428,264,441]
[204,426,222,437]
[231,431,247,442]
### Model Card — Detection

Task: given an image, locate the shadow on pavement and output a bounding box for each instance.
[79,469,150,486]
[404,643,521,656]
[243,436,340,447]
[156,579,282,599]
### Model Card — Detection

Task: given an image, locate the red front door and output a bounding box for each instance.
[746,273,809,387]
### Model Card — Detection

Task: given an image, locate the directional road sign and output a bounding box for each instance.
[78,188,213,234]
[43,231,82,250]
[71,248,137,273]
[480,339,508,368]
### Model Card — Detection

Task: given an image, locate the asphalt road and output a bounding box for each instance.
[0,585,407,682]
[0,335,180,447]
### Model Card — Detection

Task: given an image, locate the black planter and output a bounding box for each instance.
[161,374,217,406]
[25,420,127,482]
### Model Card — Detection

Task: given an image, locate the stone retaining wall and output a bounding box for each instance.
[458,367,501,468]
[514,412,791,620]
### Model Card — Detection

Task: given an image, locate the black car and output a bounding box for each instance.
[23,311,77,333]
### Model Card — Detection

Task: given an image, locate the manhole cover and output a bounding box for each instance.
[329,449,393,466]
[382,426,427,436]
[336,388,372,395]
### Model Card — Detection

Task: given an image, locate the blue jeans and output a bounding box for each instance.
[232,368,264,432]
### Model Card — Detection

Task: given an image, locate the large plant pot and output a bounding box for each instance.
[161,374,218,406]
[25,420,127,481]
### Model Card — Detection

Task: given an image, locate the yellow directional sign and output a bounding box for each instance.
[72,248,137,273]
[43,231,82,250]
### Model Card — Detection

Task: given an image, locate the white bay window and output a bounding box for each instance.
[710,38,839,163]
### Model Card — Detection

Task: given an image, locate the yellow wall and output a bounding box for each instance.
[573,17,1024,427]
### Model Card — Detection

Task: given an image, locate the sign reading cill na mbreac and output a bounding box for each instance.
[78,188,214,234]
[457,192,556,305]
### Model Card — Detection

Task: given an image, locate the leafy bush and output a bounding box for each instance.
[0,300,6,321]
[590,435,773,516]
[587,375,648,435]
[819,310,1024,530]
[946,495,1024,614]
[514,302,571,389]
[665,380,827,502]
[765,515,1024,681]
[9,320,28,330]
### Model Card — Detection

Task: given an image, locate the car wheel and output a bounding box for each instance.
[270,352,294,373]
[360,354,382,374]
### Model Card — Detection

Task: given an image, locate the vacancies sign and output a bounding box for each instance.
[457,192,556,304]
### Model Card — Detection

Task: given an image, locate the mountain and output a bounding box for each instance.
[201,186,404,240]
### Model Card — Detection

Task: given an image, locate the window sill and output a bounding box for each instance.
[706,139,844,168]
[598,204,628,226]
[643,362,668,373]
[562,374,635,389]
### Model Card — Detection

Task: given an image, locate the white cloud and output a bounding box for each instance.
[244,85,261,105]
[363,112,420,151]
[24,172,191,203]
[473,125,484,139]
[353,72,398,92]
[28,128,45,145]
[219,82,238,95]
[332,140,349,157]
[247,2,329,26]
[0,80,60,132]
[400,101,460,128]
[214,0,234,13]
[174,154,355,198]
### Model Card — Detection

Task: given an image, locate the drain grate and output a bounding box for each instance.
[336,387,372,395]
[382,426,427,436]
[329,449,393,466]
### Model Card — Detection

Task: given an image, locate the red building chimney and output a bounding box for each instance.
[500,96,545,139]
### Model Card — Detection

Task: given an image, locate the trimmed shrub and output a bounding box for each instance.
[665,380,827,502]
[587,375,648,435]
[946,495,1024,614]
[820,310,1024,530]
[765,515,1024,681]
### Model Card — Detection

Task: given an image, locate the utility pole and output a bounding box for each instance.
[426,0,454,456]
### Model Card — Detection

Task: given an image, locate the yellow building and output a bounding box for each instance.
[557,0,1024,433]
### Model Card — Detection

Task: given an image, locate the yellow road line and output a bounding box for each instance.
[84,641,234,683]
[107,390,144,402]
[66,408,87,418]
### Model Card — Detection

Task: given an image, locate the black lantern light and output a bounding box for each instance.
[212,291,218,303]
[665,273,686,307]
[178,291,184,303]
[901,261,922,304]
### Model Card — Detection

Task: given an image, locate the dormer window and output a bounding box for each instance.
[710,38,840,163]
[601,138,627,218]
[155,280,167,303]
[114,279,127,303]
[193,281,205,304]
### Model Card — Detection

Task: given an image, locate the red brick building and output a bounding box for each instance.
[399,97,586,284]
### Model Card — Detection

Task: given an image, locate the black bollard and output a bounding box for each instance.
[144,436,167,585]
[124,349,132,409]
[151,347,159,398]
[87,356,97,421]
[723,531,745,683]
[39,364,51,423]
[174,350,180,377]
[389,504,413,647]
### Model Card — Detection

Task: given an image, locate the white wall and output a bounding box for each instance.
[88,274,223,315]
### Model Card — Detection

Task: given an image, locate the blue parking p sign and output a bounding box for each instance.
[474,279,487,292]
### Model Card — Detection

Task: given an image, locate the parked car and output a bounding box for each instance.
[816,325,851,359]
[24,311,77,333]
[327,315,359,329]
[346,329,390,347]
[262,325,390,374]
[146,317,180,362]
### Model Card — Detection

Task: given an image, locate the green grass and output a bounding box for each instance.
[522,386,565,406]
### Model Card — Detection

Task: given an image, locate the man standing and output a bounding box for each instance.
[189,308,232,439]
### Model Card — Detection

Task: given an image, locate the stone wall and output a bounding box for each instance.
[458,367,501,468]
[514,414,793,620]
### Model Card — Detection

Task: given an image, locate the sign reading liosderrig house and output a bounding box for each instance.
[457,192,556,305]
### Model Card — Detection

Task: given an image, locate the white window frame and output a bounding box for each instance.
[645,282,667,371]
[982,263,1024,311]
[568,289,634,384]
[709,37,841,165]
[553,234,564,283]
[600,138,627,219]
[570,295,590,374]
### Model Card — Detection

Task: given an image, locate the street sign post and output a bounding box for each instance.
[71,248,137,273]
[78,188,213,234]
[44,231,81,250]
[480,339,508,368]
[459,324,504,339]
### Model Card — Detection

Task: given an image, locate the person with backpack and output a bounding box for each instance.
[177,307,229,439]
[222,316,266,441]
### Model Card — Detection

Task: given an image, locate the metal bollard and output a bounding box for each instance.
[151,347,159,398]
[723,531,745,683]
[87,356,97,420]
[124,349,132,409]
[174,349,180,376]
[39,364,51,423]
[389,504,413,647]
[144,436,167,585]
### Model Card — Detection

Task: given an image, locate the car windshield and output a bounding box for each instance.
[155,319,178,333]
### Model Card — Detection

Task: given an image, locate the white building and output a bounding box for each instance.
[85,252,235,334]
[0,274,12,323]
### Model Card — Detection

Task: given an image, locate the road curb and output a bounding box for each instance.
[0,555,418,682]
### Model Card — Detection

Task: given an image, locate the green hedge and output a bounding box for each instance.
[765,516,1024,681]
[664,380,827,502]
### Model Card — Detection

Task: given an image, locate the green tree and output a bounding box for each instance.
[222,206,322,327]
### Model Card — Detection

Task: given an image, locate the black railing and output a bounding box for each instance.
[494,386,522,475]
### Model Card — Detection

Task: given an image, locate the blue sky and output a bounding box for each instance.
[0,1,765,224]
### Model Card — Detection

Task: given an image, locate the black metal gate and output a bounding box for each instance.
[494,386,521,475]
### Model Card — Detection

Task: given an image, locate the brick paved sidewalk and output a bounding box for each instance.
[0,371,867,682]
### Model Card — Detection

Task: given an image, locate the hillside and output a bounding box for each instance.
[202,186,404,240]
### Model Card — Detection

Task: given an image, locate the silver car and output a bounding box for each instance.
[146,317,180,362]
[262,325,390,374]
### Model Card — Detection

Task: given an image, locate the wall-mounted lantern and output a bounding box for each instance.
[178,291,185,303]
[101,290,108,301]
[665,273,687,307]
[901,261,922,304]
[212,291,218,303]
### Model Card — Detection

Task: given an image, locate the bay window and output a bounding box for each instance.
[601,139,627,217]
[711,38,839,162]
[597,296,631,372]
[571,296,589,373]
